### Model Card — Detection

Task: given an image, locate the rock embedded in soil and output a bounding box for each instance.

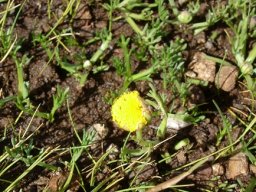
[186,52,216,83]
[226,152,249,179]
[215,65,239,92]
[89,124,110,151]
[205,41,215,51]
[46,171,68,192]
[176,150,187,164]
[194,32,206,44]
[92,123,109,139]
[194,166,213,180]
[250,164,256,176]
[212,163,225,176]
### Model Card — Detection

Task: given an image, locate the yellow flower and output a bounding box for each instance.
[111,91,150,132]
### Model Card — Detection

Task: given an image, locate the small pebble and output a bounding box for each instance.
[212,163,225,176]
[226,152,249,179]
[188,52,216,82]
[215,65,238,92]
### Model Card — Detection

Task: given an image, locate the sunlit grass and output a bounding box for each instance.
[0,0,256,191]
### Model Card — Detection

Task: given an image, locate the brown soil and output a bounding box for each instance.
[1,1,255,191]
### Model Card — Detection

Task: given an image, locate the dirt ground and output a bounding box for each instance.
[1,0,256,191]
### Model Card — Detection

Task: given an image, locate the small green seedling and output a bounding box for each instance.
[229,7,256,91]
[147,82,205,140]
[169,0,200,24]
[192,1,256,92]
[192,2,230,34]
[55,29,112,85]
[213,100,233,148]
[2,45,69,122]
[174,138,190,150]
[146,83,168,138]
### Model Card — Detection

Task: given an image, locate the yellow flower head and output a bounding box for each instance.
[111,91,150,132]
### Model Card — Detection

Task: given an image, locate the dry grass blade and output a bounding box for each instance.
[146,158,209,192]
